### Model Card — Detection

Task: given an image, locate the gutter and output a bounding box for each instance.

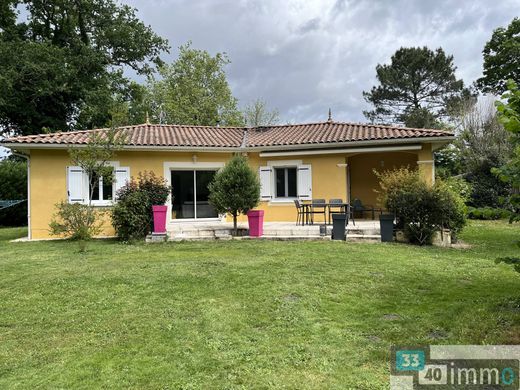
[259,144,422,157]
[11,151,31,240]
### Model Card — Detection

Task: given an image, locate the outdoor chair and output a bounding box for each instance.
[328,198,345,225]
[308,198,326,224]
[351,198,382,220]
[294,199,305,226]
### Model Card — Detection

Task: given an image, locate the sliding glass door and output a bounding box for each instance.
[171,170,218,219]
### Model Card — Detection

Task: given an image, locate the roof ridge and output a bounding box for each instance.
[253,121,452,134]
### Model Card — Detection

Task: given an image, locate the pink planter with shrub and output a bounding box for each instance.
[152,205,168,234]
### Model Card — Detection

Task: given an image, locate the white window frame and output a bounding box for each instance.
[266,160,304,203]
[68,161,128,207]
[273,166,298,199]
[163,161,225,223]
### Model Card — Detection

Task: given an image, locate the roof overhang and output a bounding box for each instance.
[0,135,455,154]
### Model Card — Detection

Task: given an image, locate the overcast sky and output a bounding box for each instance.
[124,0,518,124]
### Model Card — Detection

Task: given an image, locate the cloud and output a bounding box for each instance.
[125,0,519,124]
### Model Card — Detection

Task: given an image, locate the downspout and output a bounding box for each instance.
[12,151,31,240]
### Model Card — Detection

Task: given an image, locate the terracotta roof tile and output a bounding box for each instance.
[2,121,453,149]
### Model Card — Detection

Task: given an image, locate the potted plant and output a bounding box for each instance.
[138,172,171,235]
[208,155,261,236]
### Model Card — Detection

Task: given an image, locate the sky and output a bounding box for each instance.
[124,0,519,124]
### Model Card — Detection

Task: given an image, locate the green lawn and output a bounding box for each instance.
[0,221,519,389]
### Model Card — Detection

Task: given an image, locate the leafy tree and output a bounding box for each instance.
[112,82,150,127]
[449,97,512,208]
[493,80,520,222]
[0,0,168,136]
[149,42,243,126]
[208,155,260,235]
[243,99,279,127]
[493,81,520,273]
[477,18,520,94]
[363,47,467,128]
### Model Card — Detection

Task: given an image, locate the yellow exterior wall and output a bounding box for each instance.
[28,144,434,239]
[348,151,418,208]
[238,153,348,224]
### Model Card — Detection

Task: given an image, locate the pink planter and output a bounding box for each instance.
[247,209,264,237]
[152,205,168,234]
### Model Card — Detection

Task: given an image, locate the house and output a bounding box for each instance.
[1,119,454,239]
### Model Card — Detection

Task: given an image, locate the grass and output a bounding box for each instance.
[0,221,519,389]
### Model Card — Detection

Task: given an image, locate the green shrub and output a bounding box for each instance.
[441,176,473,203]
[0,158,27,226]
[465,161,511,208]
[111,171,171,241]
[111,191,150,241]
[377,167,466,245]
[49,201,104,251]
[466,206,511,220]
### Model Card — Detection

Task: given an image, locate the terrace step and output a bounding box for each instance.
[166,222,381,242]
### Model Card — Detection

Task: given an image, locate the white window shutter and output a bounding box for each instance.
[67,166,85,203]
[114,167,130,198]
[297,165,312,200]
[259,166,272,200]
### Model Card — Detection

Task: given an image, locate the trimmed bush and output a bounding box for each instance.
[377,167,466,245]
[208,155,260,235]
[111,191,150,240]
[111,171,171,241]
[467,206,511,220]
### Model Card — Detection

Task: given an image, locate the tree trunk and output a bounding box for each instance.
[233,212,238,236]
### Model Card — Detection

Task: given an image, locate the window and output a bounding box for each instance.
[89,168,114,203]
[259,163,312,201]
[275,167,297,198]
[67,165,130,205]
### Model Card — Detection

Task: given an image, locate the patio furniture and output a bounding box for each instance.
[328,199,355,226]
[328,199,345,225]
[351,198,382,220]
[294,199,306,226]
[307,199,326,224]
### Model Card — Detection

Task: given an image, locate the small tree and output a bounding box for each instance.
[49,128,125,251]
[208,155,260,235]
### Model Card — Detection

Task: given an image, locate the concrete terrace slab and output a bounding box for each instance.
[167,220,381,241]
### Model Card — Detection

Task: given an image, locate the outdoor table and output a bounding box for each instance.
[300,202,350,225]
